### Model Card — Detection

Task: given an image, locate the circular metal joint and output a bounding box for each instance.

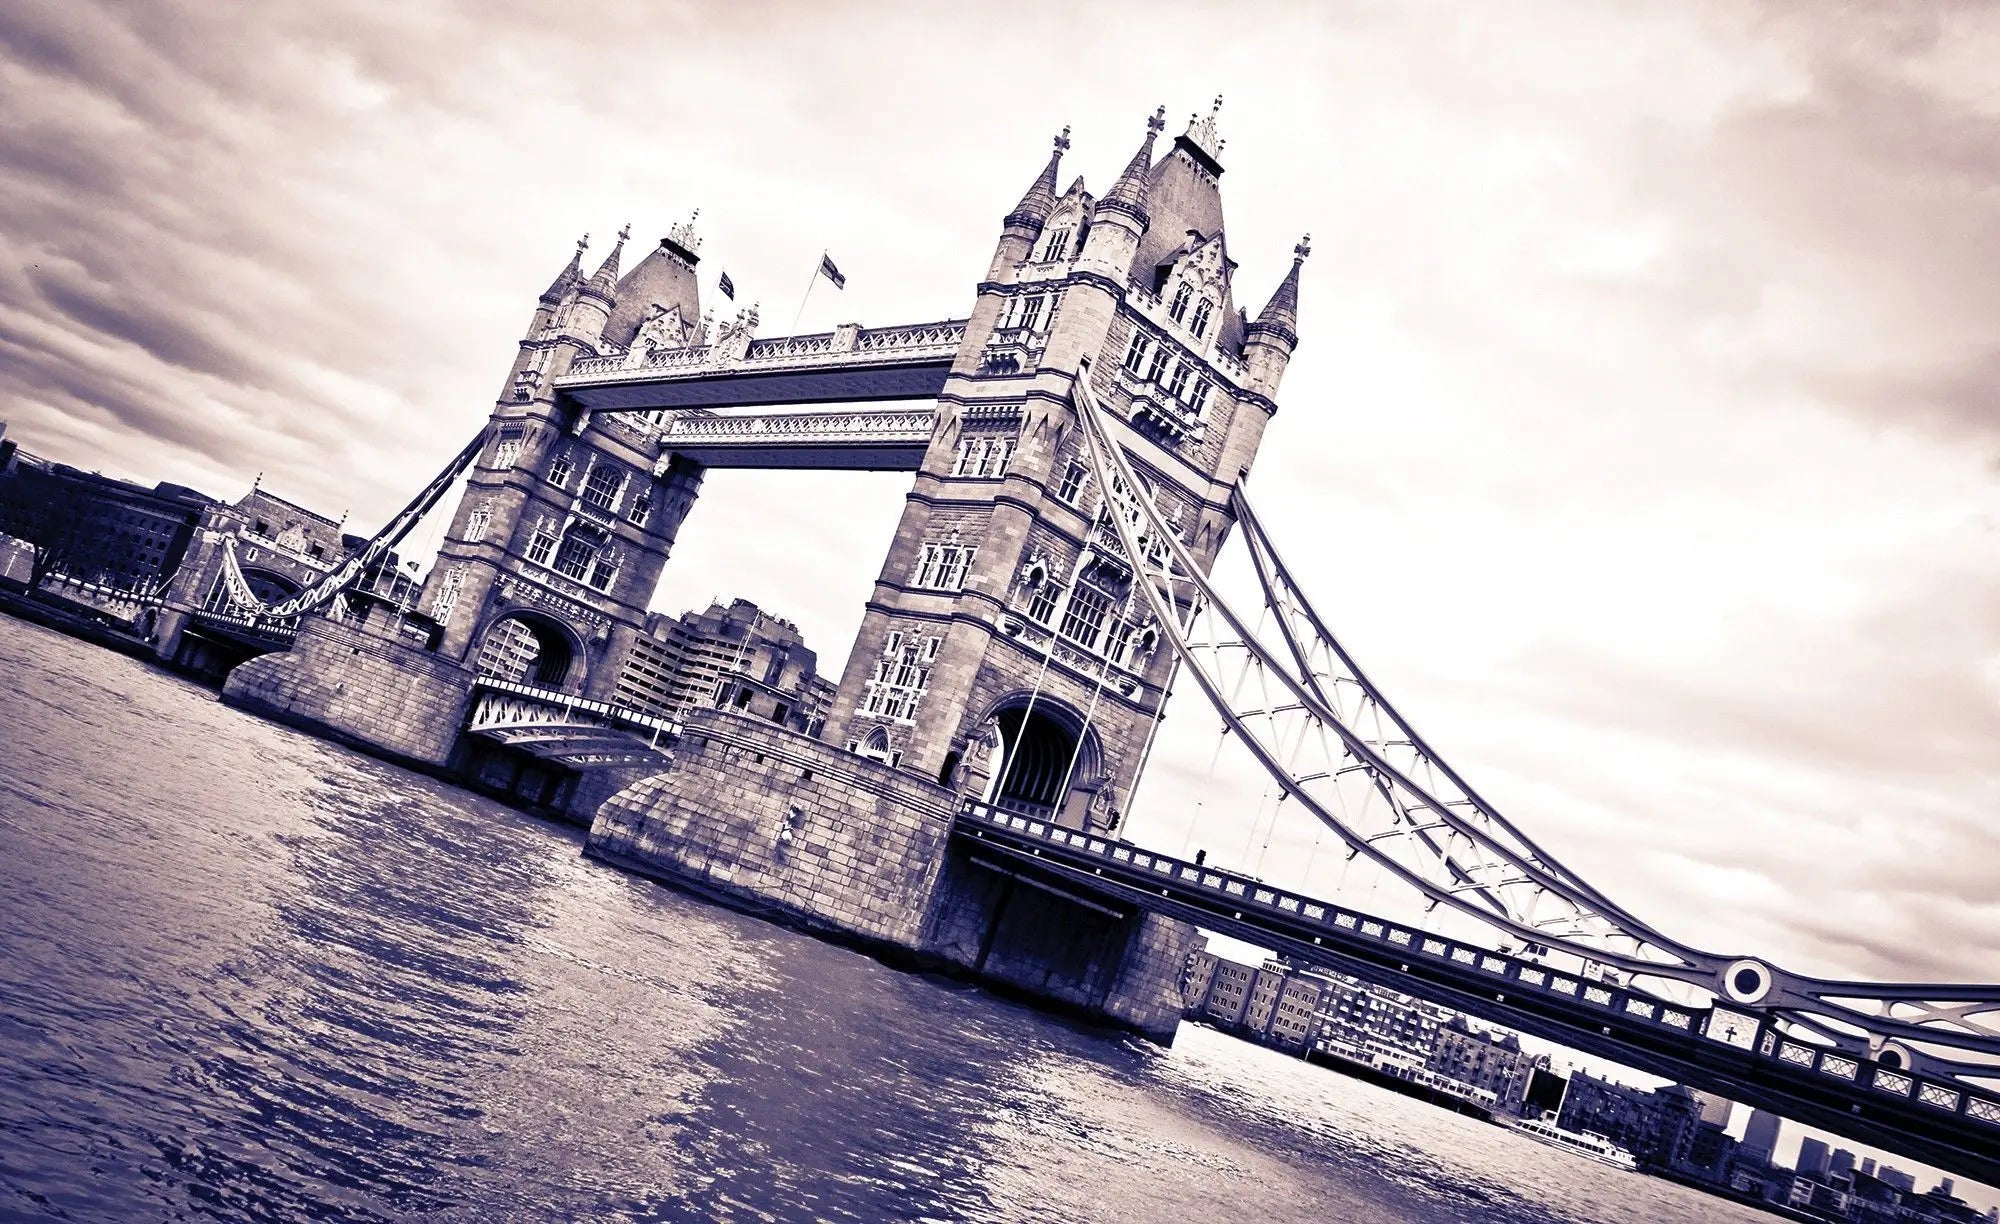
[1723,959,1774,1005]
[1876,1041,1910,1071]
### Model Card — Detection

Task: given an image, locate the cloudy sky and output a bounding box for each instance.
[3,0,1997,1003]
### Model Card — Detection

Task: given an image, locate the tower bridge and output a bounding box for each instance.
[146,100,2000,1188]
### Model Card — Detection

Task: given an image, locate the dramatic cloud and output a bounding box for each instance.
[2,0,1996,1008]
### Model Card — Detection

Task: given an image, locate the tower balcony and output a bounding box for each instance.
[1114,366,1206,445]
[979,324,1049,376]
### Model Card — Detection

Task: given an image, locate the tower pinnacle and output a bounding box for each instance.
[540,233,588,305]
[1005,126,1071,228]
[1183,95,1224,163]
[1250,234,1309,346]
[1098,106,1167,226]
[582,224,629,302]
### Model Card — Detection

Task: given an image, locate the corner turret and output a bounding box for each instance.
[1079,106,1165,277]
[987,128,1070,282]
[565,223,628,347]
[1242,235,1307,395]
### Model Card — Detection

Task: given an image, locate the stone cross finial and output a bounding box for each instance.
[617,222,632,243]
[1055,125,1071,154]
[1294,234,1312,262]
[577,233,590,253]
[1147,105,1166,136]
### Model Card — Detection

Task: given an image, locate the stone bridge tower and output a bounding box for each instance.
[821,100,1305,831]
[414,222,712,703]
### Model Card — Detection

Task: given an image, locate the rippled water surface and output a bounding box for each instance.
[0,616,1775,1222]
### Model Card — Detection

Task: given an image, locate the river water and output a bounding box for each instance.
[0,615,1772,1223]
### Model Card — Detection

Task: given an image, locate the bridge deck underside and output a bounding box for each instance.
[472,725,669,770]
[558,362,952,415]
[950,812,2000,1187]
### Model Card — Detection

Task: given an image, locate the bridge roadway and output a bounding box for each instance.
[952,802,2000,1187]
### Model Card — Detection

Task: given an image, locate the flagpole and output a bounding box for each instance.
[791,249,825,332]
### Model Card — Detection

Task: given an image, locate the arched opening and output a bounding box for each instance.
[984,696,1103,827]
[474,613,579,690]
[858,726,894,765]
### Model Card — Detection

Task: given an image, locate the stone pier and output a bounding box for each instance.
[585,707,1193,1042]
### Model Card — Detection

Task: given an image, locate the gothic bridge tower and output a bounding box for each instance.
[821,99,1306,832]
[414,220,714,703]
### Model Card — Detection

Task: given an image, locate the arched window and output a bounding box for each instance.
[552,523,605,581]
[1121,331,1151,374]
[546,450,574,488]
[1040,226,1073,262]
[1190,297,1215,340]
[1169,283,1193,324]
[859,727,893,763]
[581,462,625,511]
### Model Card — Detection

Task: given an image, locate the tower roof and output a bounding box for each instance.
[1248,235,1310,347]
[1097,106,1167,225]
[540,234,587,305]
[1005,127,1071,228]
[602,215,706,350]
[581,223,629,302]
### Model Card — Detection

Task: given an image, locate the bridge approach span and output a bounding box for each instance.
[953,802,2000,1188]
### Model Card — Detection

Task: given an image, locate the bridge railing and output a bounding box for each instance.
[653,408,935,448]
[560,319,968,383]
[951,800,2000,1135]
[466,677,681,737]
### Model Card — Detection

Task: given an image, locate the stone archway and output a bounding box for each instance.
[977,693,1106,828]
[473,610,586,691]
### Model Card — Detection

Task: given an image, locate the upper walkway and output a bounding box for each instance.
[554,320,966,417]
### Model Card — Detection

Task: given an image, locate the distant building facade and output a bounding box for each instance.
[611,598,836,734]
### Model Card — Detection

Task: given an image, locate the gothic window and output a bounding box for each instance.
[1027,580,1063,626]
[1056,460,1089,505]
[1040,226,1072,262]
[913,542,975,590]
[627,493,652,526]
[1191,297,1215,340]
[493,430,523,470]
[1143,345,1170,383]
[859,632,937,723]
[1165,360,1192,399]
[464,506,492,543]
[1190,377,1212,417]
[1169,283,1193,324]
[547,450,574,488]
[1060,581,1114,650]
[952,438,987,477]
[982,438,1012,477]
[580,462,625,511]
[525,518,558,565]
[1018,294,1046,332]
[1121,331,1151,374]
[552,523,605,581]
[430,564,465,628]
[588,544,620,593]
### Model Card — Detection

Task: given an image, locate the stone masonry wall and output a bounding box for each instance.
[585,708,958,950]
[222,616,474,766]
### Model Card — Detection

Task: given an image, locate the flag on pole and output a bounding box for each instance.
[817,253,847,290]
[717,272,736,300]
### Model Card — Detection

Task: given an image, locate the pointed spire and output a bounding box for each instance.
[1250,235,1309,345]
[1098,106,1167,225]
[1005,126,1071,228]
[540,233,588,305]
[582,223,629,300]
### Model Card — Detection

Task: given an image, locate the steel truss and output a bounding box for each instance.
[213,428,489,620]
[1067,361,2000,1092]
